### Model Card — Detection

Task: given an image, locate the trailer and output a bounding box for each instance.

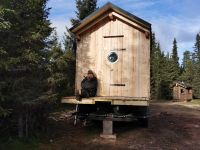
[62,2,151,138]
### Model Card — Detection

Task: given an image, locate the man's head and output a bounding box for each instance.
[87,70,94,80]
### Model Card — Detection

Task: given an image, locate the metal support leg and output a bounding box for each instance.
[74,104,78,126]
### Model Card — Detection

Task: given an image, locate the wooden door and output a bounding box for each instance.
[102,36,125,96]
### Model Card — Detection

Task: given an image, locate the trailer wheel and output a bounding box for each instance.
[138,118,149,128]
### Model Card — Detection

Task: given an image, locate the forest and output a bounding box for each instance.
[0,0,200,144]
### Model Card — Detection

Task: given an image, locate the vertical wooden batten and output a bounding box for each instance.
[70,3,151,100]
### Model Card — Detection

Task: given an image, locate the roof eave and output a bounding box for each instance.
[70,2,151,34]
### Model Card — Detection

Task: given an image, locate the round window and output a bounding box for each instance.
[107,52,118,63]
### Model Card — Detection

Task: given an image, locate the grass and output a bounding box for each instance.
[191,99,200,105]
[0,137,40,150]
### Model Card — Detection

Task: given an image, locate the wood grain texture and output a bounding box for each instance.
[62,96,149,106]
[75,11,150,100]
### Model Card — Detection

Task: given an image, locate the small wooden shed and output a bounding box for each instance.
[63,2,151,107]
[172,81,192,101]
[62,3,151,135]
[70,2,151,102]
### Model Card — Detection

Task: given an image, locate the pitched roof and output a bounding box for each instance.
[70,2,151,33]
[172,81,192,89]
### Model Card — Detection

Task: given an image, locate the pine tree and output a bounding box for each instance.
[48,30,76,98]
[180,50,193,83]
[150,33,162,99]
[159,53,173,99]
[71,0,98,26]
[150,33,176,100]
[48,31,66,97]
[0,0,53,136]
[172,38,179,63]
[150,33,157,99]
[194,33,200,61]
[171,38,180,81]
[192,33,200,98]
[63,27,76,53]
[0,0,52,102]
[66,0,98,53]
[61,0,98,96]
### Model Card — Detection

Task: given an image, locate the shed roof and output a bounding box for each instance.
[172,81,192,89]
[70,2,151,33]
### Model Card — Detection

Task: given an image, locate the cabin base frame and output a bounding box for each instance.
[62,96,149,124]
[62,96,149,106]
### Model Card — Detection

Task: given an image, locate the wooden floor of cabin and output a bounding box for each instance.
[61,96,149,106]
[62,96,148,100]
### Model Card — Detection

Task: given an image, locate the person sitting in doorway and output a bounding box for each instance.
[76,70,98,100]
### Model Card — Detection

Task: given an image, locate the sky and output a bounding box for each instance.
[47,0,200,62]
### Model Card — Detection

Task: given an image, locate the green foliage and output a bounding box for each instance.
[179,50,194,83]
[58,0,98,98]
[150,33,172,99]
[0,8,14,30]
[63,27,76,53]
[0,137,39,150]
[48,31,75,99]
[0,0,52,106]
[150,32,200,100]
[0,1,53,139]
[0,106,11,117]
[71,0,98,26]
[0,0,99,138]
[194,33,200,61]
[170,38,180,80]
[192,33,200,98]
[191,99,200,104]
[150,33,162,99]
[150,35,180,100]
[0,0,52,99]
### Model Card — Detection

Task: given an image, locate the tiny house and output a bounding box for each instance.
[62,2,151,126]
[172,81,192,101]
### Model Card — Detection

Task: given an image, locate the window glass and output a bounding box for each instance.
[107,52,118,63]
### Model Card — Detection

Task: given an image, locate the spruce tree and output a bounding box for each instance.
[192,33,200,98]
[0,0,53,137]
[48,31,66,97]
[150,33,162,99]
[150,33,157,99]
[71,0,98,26]
[0,0,52,102]
[171,38,180,81]
[150,33,175,100]
[180,50,193,83]
[194,33,200,61]
[159,53,173,99]
[62,0,98,96]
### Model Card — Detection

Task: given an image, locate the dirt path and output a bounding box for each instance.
[40,101,200,150]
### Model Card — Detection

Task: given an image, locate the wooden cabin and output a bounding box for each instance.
[62,2,151,107]
[172,82,192,101]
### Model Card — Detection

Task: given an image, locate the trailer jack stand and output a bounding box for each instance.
[100,120,116,139]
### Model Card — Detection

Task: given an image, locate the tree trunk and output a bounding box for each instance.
[25,113,28,137]
[18,113,23,138]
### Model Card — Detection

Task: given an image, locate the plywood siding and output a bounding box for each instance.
[76,13,150,99]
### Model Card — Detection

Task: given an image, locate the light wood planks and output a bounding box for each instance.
[75,11,150,99]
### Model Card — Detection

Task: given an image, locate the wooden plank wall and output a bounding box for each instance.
[76,13,150,99]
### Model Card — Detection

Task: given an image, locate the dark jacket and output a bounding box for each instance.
[81,77,97,97]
